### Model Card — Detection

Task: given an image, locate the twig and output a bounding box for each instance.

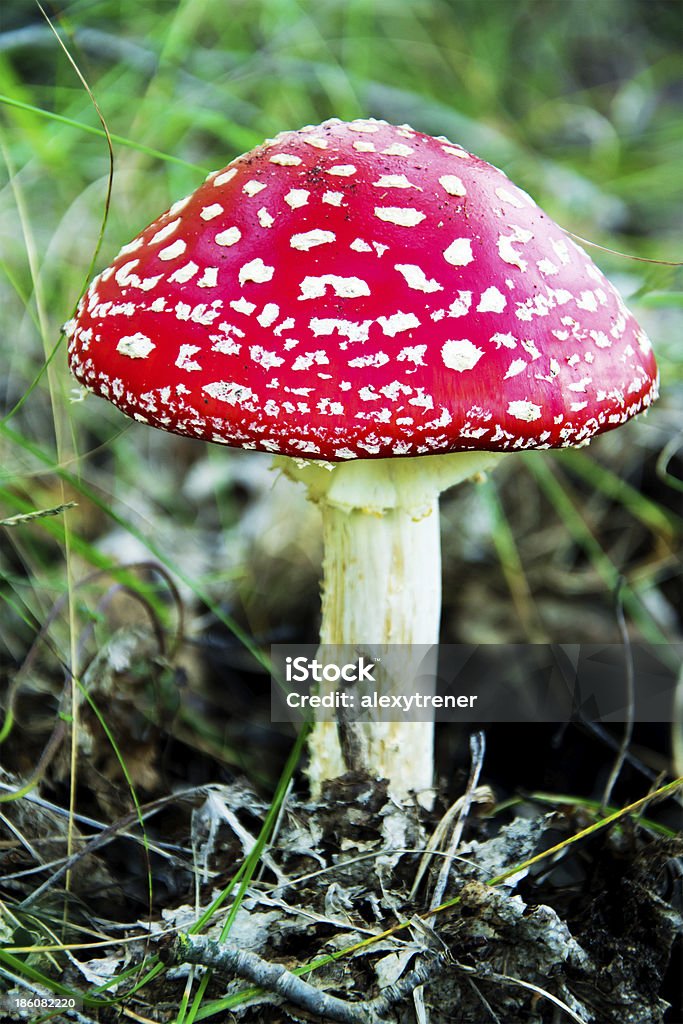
[429,731,485,916]
[468,963,589,1024]
[162,933,448,1024]
[467,976,502,1023]
[409,785,493,900]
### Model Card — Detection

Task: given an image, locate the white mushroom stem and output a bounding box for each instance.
[312,499,440,797]
[278,451,503,801]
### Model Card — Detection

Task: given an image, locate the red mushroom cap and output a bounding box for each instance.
[66,118,658,460]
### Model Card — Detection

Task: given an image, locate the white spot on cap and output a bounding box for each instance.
[347,121,380,133]
[448,291,473,317]
[381,381,412,401]
[310,318,371,342]
[215,227,242,247]
[477,286,507,313]
[303,137,328,149]
[491,332,518,349]
[372,175,417,189]
[497,227,533,271]
[537,258,559,276]
[439,175,466,197]
[299,275,370,300]
[290,229,336,251]
[552,238,571,265]
[508,400,542,422]
[397,345,427,366]
[577,290,598,312]
[150,219,181,245]
[394,264,442,293]
[442,145,469,158]
[611,314,626,339]
[116,333,155,359]
[214,168,238,187]
[461,425,489,440]
[443,238,474,266]
[258,207,275,228]
[586,263,605,284]
[198,267,219,288]
[110,301,136,315]
[212,336,241,355]
[323,191,344,206]
[515,294,555,322]
[203,381,254,405]
[374,207,426,227]
[351,238,373,253]
[250,346,284,369]
[568,377,592,393]
[176,345,202,371]
[230,297,256,315]
[409,389,433,410]
[187,303,221,325]
[274,317,296,336]
[139,275,163,291]
[243,181,267,196]
[328,165,356,176]
[256,303,280,327]
[239,258,275,285]
[552,288,572,306]
[158,239,187,261]
[318,399,344,414]
[169,262,199,284]
[117,237,143,257]
[495,187,525,208]
[636,329,652,355]
[115,259,141,287]
[201,204,223,221]
[269,153,302,166]
[442,338,484,371]
[348,352,390,368]
[168,195,192,217]
[353,141,376,152]
[381,143,413,156]
[377,312,421,336]
[292,350,329,370]
[504,359,527,379]
[285,189,310,209]
[425,408,453,430]
[521,338,541,360]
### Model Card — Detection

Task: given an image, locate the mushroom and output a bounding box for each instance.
[65,118,658,801]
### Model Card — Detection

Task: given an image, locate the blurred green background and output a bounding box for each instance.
[0,0,681,770]
[0,10,681,1021]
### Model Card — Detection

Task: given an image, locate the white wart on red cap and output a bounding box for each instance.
[66,118,658,460]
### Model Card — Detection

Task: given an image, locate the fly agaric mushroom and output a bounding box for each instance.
[65,118,658,801]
